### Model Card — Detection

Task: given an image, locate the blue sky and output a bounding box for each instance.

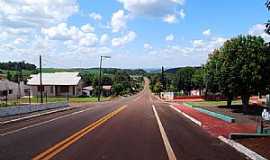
[0,0,269,69]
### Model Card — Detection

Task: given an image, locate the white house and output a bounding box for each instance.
[27,72,83,97]
[0,80,30,100]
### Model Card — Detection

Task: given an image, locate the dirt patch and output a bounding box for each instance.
[236,137,270,159]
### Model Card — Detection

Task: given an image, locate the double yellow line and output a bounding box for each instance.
[33,105,127,160]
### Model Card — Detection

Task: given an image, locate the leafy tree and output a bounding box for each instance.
[206,35,270,111]
[174,67,195,95]
[112,70,132,95]
[191,68,205,95]
[266,0,270,34]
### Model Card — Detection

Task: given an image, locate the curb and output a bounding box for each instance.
[0,107,73,125]
[169,105,202,126]
[218,136,267,160]
[230,133,270,140]
[169,103,267,160]
[183,102,235,123]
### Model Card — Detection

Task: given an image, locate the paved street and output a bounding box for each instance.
[0,82,248,160]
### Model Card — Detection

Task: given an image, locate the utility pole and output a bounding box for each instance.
[39,55,43,104]
[98,56,111,102]
[98,56,103,102]
[17,63,22,102]
[161,66,165,91]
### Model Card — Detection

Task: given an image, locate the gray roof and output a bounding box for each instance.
[27,72,81,86]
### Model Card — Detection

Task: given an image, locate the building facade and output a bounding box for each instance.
[27,72,83,97]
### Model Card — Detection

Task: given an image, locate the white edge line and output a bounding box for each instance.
[169,105,202,127]
[152,105,177,160]
[218,136,267,160]
[0,107,72,125]
[0,107,95,136]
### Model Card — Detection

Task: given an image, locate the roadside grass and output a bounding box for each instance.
[0,96,112,107]
[188,100,243,107]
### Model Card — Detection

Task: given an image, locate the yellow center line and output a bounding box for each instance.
[32,105,127,160]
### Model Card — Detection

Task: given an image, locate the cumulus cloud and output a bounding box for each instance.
[165,34,175,41]
[0,0,78,29]
[100,34,109,45]
[202,29,211,36]
[111,10,129,32]
[117,0,185,24]
[81,24,95,33]
[144,43,153,50]
[163,14,177,24]
[89,12,102,21]
[248,24,270,42]
[112,31,136,47]
[42,23,98,47]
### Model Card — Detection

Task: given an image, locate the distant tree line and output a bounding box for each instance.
[80,70,144,96]
[0,61,36,71]
[148,67,204,95]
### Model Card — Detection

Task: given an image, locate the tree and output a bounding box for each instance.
[266,0,270,34]
[191,68,205,95]
[206,35,270,111]
[112,70,132,95]
[174,67,195,95]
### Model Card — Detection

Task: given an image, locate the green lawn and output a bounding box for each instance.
[0,96,112,107]
[188,100,242,107]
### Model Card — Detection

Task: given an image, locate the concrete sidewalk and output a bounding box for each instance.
[172,104,257,138]
[0,107,73,125]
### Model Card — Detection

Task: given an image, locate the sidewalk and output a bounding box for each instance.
[0,107,73,125]
[172,104,257,138]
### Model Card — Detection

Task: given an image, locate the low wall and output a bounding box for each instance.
[174,96,204,99]
[0,102,69,117]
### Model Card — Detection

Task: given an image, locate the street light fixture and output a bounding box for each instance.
[98,56,111,102]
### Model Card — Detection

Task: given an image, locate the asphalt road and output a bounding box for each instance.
[0,82,248,160]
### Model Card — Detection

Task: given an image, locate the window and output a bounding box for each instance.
[8,90,12,94]
[50,86,54,93]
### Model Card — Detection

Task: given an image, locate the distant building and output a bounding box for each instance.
[82,85,112,97]
[27,72,83,97]
[0,80,30,100]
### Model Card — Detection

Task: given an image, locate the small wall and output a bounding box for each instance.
[174,96,204,100]
[0,102,69,117]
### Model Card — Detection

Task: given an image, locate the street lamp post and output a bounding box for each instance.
[98,56,111,102]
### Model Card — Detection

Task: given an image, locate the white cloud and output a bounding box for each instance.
[202,29,211,36]
[249,24,270,42]
[192,39,204,48]
[89,12,102,21]
[163,14,177,24]
[117,0,185,23]
[166,34,175,41]
[42,23,98,47]
[112,31,137,47]
[111,10,129,33]
[179,9,186,19]
[81,24,95,33]
[0,0,78,29]
[100,34,109,45]
[144,43,153,50]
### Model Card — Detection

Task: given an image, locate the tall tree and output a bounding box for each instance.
[266,0,270,34]
[206,35,270,111]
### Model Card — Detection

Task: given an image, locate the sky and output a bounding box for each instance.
[0,0,269,69]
